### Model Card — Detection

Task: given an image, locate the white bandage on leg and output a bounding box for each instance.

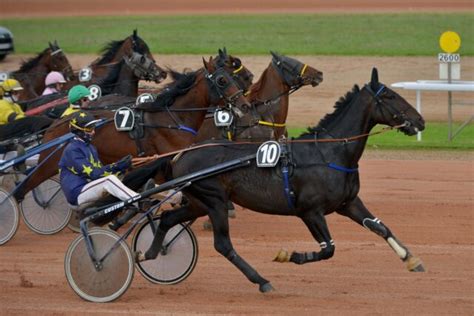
[77,175,139,205]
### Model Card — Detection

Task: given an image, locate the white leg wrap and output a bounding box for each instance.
[387,237,407,259]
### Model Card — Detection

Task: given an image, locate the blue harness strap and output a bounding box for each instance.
[178,125,198,136]
[327,163,358,173]
[281,164,295,209]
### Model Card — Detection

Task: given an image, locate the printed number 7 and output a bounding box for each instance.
[119,110,130,128]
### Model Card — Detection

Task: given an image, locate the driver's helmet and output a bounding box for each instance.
[68,84,90,105]
[69,111,100,143]
[1,79,23,101]
[45,71,67,86]
[1,79,23,93]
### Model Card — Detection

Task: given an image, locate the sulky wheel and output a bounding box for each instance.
[64,228,134,302]
[67,207,82,233]
[132,216,198,285]
[20,177,71,235]
[0,187,19,245]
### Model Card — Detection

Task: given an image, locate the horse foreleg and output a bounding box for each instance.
[275,210,335,265]
[338,196,425,272]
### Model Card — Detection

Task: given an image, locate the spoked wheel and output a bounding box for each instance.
[65,228,134,302]
[0,174,18,193]
[132,216,198,284]
[0,187,20,245]
[20,177,71,235]
[67,208,81,233]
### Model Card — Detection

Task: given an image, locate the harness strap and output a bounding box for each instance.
[280,140,296,209]
[327,163,358,173]
[178,125,198,136]
[258,120,286,128]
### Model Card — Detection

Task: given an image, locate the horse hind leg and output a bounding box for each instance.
[274,210,335,264]
[136,200,205,261]
[339,197,425,272]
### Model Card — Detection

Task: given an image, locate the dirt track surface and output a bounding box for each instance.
[1,0,472,17]
[1,1,473,315]
[0,157,472,315]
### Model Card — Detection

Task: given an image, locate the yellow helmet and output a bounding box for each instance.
[1,79,23,93]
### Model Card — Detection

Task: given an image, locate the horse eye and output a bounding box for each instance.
[216,75,227,88]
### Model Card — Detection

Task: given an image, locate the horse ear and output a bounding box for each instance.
[223,47,227,55]
[270,51,279,61]
[371,67,379,87]
[202,57,209,69]
[54,39,58,46]
[218,48,224,58]
[48,41,53,49]
[133,29,138,37]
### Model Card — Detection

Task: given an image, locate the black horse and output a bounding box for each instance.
[137,68,426,293]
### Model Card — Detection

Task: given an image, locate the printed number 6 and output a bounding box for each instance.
[217,111,230,123]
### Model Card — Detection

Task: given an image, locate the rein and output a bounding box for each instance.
[131,123,407,167]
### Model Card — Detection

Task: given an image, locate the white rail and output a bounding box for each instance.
[391,80,474,141]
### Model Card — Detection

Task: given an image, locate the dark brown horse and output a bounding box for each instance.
[11,41,75,100]
[196,52,323,142]
[63,30,167,96]
[14,58,251,201]
[139,68,426,293]
[22,31,168,116]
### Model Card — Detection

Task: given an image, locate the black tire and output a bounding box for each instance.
[132,216,198,285]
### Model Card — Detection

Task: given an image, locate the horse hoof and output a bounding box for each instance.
[228,209,236,218]
[406,256,425,272]
[273,249,291,262]
[260,282,275,293]
[202,220,213,231]
[134,251,146,263]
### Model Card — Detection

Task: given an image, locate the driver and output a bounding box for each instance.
[0,79,53,141]
[42,71,67,96]
[61,84,90,117]
[58,110,138,207]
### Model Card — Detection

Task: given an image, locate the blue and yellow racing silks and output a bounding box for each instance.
[58,138,126,205]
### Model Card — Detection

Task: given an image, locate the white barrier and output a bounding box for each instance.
[391,80,474,141]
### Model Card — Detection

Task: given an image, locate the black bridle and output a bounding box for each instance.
[364,84,411,128]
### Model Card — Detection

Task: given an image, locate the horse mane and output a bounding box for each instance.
[95,39,126,65]
[14,48,50,73]
[139,69,199,111]
[95,60,124,94]
[302,84,361,136]
[94,35,149,65]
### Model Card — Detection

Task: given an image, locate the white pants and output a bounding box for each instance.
[77,175,138,206]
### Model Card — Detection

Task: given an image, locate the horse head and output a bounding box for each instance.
[365,68,425,136]
[214,47,254,93]
[270,51,323,88]
[48,40,75,80]
[203,57,251,111]
[124,30,167,83]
